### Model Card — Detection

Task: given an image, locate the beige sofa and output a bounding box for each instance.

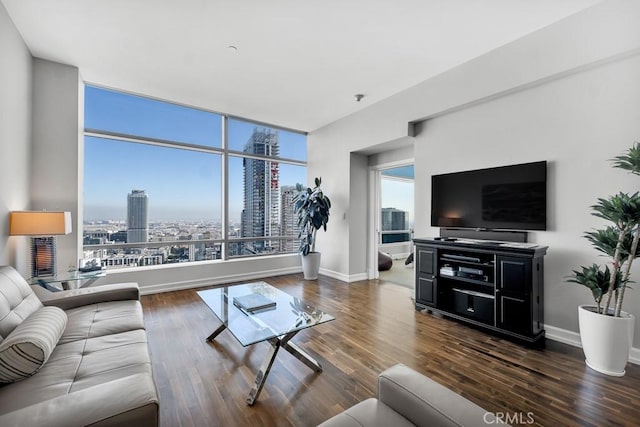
[0,265,159,427]
[319,364,505,427]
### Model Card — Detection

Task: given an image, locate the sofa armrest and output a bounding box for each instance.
[39,283,140,310]
[377,364,500,427]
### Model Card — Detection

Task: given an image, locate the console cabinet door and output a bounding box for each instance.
[417,276,436,306]
[497,256,531,293]
[496,256,532,336]
[415,246,437,307]
[418,247,437,276]
[496,291,530,335]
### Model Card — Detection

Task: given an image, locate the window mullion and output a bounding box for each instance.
[222,115,229,261]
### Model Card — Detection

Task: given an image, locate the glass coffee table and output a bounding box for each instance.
[197,282,335,405]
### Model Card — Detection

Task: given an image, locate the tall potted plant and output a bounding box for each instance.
[294,177,331,280]
[567,142,640,376]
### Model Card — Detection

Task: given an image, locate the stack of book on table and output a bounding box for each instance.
[233,293,276,313]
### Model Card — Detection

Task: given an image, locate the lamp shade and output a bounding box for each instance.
[9,211,72,236]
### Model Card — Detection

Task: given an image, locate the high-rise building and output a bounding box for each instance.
[240,128,280,254]
[127,189,149,243]
[381,207,408,231]
[381,207,409,244]
[280,185,300,252]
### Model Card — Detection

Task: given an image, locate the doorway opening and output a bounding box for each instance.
[374,164,414,288]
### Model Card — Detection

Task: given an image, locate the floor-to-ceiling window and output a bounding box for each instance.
[83,85,306,269]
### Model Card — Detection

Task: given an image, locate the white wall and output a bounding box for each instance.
[308,145,350,277]
[31,59,83,275]
[308,0,640,348]
[348,153,368,278]
[0,3,32,274]
[367,145,414,168]
[104,253,302,295]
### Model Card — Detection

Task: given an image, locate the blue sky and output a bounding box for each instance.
[84,86,307,222]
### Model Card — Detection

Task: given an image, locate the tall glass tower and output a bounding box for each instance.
[241,128,279,253]
[381,207,408,231]
[280,185,300,252]
[381,207,409,244]
[127,189,149,243]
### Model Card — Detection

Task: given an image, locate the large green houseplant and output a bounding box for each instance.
[567,142,640,376]
[294,177,331,280]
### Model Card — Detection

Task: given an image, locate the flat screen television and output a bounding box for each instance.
[431,161,547,231]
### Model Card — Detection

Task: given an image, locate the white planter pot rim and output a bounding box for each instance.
[579,305,634,318]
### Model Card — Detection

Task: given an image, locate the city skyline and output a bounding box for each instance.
[83,85,307,222]
[83,176,413,225]
[84,174,412,228]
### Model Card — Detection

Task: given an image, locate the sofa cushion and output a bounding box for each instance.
[0,266,43,342]
[0,306,67,383]
[0,329,154,413]
[59,300,145,345]
[0,331,158,426]
[0,302,154,416]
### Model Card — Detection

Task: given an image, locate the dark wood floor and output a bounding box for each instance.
[141,274,640,427]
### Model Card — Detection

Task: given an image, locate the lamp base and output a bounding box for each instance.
[31,236,56,278]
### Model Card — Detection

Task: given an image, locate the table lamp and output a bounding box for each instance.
[9,211,72,278]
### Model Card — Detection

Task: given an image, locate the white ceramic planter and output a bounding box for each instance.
[578,305,635,376]
[301,252,321,280]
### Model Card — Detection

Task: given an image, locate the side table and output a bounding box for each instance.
[28,270,107,292]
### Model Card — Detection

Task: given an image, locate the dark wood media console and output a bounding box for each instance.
[413,237,547,344]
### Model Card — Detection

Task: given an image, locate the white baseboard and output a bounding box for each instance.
[140,265,364,294]
[545,324,640,366]
[544,324,582,347]
[318,268,367,283]
[348,272,369,282]
[139,266,303,295]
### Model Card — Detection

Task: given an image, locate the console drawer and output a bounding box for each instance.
[452,288,494,324]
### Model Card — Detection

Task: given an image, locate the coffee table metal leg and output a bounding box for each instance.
[246,331,323,405]
[283,341,323,372]
[206,323,227,342]
[247,337,281,406]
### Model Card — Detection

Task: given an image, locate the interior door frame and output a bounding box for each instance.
[367,159,415,280]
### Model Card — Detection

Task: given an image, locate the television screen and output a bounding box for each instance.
[431,161,547,231]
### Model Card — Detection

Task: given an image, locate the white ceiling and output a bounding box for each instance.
[2,0,601,132]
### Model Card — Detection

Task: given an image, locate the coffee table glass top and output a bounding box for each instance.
[197,282,335,347]
[28,269,107,291]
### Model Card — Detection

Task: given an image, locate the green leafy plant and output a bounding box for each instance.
[567,264,622,315]
[294,177,331,256]
[568,142,640,317]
